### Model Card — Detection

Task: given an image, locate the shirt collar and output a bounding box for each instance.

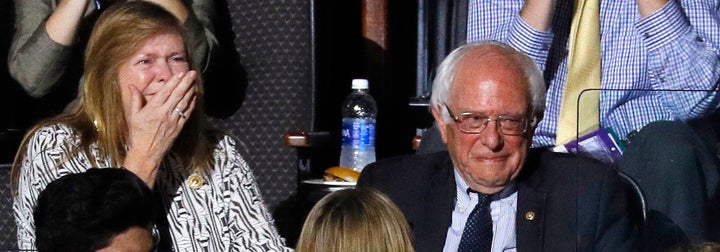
[453,168,517,201]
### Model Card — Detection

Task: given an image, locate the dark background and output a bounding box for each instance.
[1,0,33,164]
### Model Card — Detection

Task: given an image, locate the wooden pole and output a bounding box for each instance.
[362,0,387,50]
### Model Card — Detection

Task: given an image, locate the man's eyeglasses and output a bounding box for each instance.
[444,104,529,135]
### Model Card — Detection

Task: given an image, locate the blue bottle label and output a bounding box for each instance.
[341,118,376,149]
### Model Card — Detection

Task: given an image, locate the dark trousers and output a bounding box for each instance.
[619,121,720,243]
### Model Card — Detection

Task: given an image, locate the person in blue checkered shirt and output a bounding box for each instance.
[467,0,720,245]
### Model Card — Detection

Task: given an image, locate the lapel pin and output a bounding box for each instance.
[188,174,204,190]
[525,211,536,221]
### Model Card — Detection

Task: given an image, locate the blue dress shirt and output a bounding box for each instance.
[467,0,720,147]
[444,169,518,252]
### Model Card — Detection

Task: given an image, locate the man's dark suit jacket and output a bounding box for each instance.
[357,149,640,251]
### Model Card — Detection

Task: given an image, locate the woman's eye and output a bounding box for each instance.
[137,59,150,65]
[171,56,187,63]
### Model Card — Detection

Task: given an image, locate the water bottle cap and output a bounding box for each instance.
[352,79,369,90]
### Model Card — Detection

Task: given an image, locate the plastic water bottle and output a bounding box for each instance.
[339,79,377,172]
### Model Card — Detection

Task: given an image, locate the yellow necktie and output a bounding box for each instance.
[556,0,602,145]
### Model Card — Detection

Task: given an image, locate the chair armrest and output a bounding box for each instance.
[412,135,422,151]
[284,131,331,148]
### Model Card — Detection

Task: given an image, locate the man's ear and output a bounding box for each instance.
[431,105,449,144]
[526,112,542,138]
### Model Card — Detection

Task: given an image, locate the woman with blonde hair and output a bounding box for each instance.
[296,188,414,252]
[12,1,290,251]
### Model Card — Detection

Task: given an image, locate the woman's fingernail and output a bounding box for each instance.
[177,72,185,78]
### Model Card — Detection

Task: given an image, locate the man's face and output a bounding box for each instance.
[433,49,534,194]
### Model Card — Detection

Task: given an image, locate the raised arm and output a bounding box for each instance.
[636,0,720,120]
[520,0,557,32]
[46,0,91,46]
[467,0,556,71]
[8,0,217,98]
[8,0,91,97]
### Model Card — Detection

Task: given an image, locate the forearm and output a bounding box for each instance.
[9,27,74,97]
[519,0,556,32]
[467,0,554,71]
[510,0,556,71]
[46,0,91,46]
[9,0,78,97]
[123,149,163,188]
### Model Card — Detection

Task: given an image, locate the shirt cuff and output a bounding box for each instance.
[636,0,691,52]
[508,15,553,65]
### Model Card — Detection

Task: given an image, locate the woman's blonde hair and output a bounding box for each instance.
[11,1,217,189]
[296,188,414,252]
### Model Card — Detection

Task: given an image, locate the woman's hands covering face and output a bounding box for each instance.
[123,70,197,187]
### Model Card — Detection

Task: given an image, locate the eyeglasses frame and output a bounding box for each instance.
[443,103,529,136]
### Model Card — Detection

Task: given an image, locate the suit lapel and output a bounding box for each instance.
[419,154,456,251]
[516,176,547,252]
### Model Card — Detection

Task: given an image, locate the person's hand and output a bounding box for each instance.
[123,71,198,187]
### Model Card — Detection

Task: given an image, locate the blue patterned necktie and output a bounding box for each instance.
[458,191,492,252]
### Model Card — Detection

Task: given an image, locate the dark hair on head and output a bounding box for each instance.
[34,168,154,252]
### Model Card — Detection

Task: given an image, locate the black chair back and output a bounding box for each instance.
[0,164,17,250]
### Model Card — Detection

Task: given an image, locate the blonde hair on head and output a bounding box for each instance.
[296,188,414,252]
[83,0,197,167]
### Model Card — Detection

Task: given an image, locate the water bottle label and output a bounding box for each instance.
[341,118,376,149]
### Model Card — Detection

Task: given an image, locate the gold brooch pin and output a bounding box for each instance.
[525,211,536,221]
[187,174,204,190]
